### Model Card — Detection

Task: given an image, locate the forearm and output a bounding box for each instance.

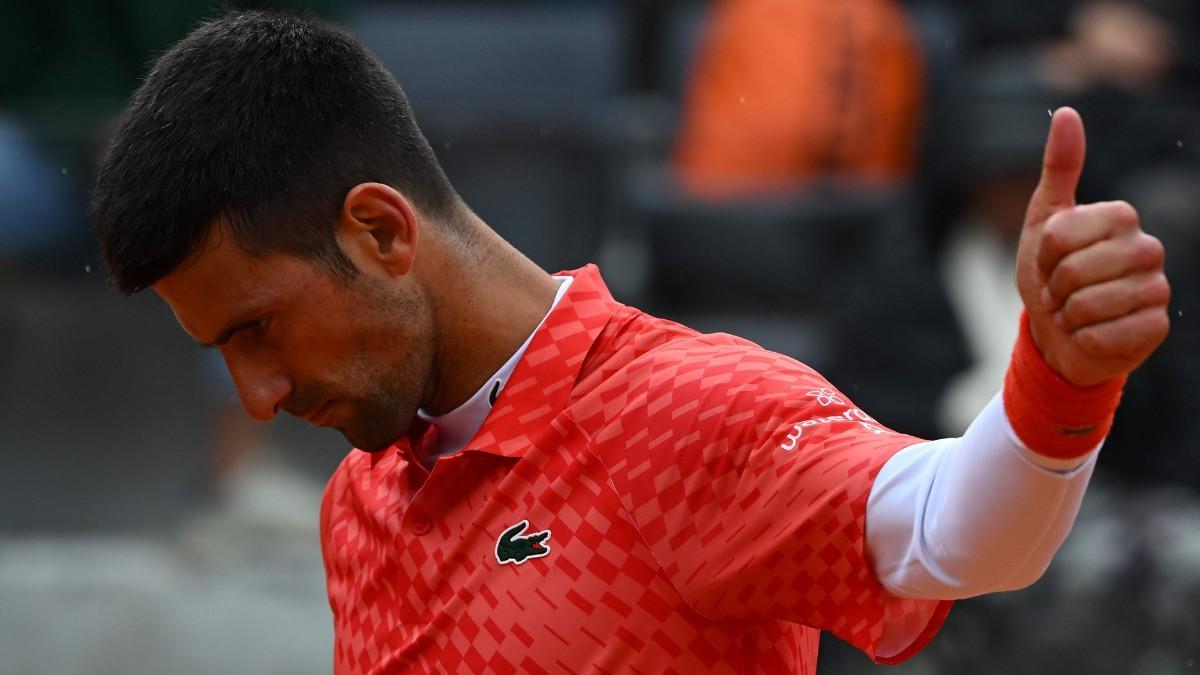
[866,317,1123,600]
[867,393,1098,599]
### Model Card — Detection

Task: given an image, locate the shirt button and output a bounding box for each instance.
[411,513,433,536]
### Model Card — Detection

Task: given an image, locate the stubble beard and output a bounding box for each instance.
[339,377,422,452]
[335,279,434,453]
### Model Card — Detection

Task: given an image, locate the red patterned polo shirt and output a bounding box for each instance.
[320,264,951,674]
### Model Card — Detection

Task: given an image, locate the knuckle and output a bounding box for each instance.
[1041,213,1070,246]
[1136,316,1172,352]
[1075,327,1105,353]
[1054,262,1082,291]
[1040,227,1067,258]
[1150,309,1171,338]
[1045,209,1069,229]
[1063,294,1094,326]
[1145,275,1172,304]
[1108,200,1139,225]
[1125,238,1163,270]
[1138,235,1166,266]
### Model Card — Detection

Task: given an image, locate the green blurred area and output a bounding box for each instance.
[0,0,342,170]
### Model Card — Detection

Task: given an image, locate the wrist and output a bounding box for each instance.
[1002,311,1125,459]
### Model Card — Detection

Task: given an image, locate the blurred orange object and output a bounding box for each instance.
[674,0,925,196]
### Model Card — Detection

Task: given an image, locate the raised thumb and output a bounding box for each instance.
[1025,106,1086,227]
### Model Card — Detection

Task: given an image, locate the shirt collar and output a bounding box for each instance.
[413,275,573,467]
[388,264,621,466]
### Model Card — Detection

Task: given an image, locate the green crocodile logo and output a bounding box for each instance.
[495,520,551,565]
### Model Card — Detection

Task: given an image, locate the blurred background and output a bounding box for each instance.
[0,0,1197,672]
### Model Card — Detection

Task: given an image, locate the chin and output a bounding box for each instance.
[352,440,395,454]
[342,418,413,454]
[344,429,401,453]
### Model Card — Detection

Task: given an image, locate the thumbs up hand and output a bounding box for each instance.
[1015,107,1170,388]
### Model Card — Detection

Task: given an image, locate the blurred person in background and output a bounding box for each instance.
[673,0,925,195]
[667,0,963,441]
[0,114,84,272]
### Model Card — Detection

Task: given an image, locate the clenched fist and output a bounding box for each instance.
[1015,107,1171,388]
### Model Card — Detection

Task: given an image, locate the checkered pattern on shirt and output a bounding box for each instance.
[571,331,951,662]
[320,265,950,674]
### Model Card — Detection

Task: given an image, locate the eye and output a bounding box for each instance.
[234,317,271,344]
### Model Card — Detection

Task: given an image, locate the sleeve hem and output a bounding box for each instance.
[873,600,954,665]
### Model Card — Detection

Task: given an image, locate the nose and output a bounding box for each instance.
[222,350,292,421]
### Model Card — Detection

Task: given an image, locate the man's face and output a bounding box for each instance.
[154,228,434,451]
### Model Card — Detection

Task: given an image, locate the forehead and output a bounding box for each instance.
[152,228,320,339]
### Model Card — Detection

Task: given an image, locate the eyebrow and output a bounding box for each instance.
[200,318,261,349]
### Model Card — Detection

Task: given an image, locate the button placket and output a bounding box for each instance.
[404,453,458,538]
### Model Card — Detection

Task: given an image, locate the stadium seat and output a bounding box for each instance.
[348,4,626,272]
[623,167,966,438]
[0,280,209,532]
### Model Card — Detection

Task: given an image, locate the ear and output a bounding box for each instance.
[335,183,419,277]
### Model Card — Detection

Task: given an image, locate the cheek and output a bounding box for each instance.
[294,280,436,396]
[266,314,362,388]
[329,307,431,388]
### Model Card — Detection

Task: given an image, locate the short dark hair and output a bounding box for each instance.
[92,9,459,294]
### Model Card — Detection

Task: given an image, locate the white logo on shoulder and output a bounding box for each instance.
[806,388,845,407]
[779,408,892,451]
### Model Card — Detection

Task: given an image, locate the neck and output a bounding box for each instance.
[420,215,559,416]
